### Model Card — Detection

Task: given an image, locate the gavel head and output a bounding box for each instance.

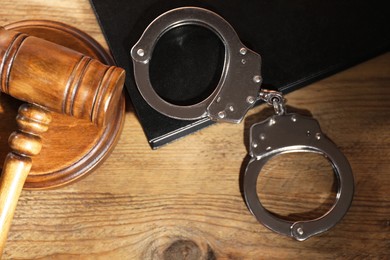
[0,26,125,126]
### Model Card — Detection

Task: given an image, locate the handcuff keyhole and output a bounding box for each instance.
[256,152,337,222]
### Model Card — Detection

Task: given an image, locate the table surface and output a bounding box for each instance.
[1,1,389,259]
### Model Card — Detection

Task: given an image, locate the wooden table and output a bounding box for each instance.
[1,1,389,259]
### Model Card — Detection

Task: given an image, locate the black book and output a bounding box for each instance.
[90,0,389,148]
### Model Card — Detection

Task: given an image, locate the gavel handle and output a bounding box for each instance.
[0,153,32,254]
[0,104,51,255]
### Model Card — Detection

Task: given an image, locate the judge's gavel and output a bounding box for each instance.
[0,26,125,254]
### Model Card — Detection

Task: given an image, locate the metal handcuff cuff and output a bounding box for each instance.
[131,7,354,241]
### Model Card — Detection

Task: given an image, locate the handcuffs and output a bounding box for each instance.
[131,7,354,241]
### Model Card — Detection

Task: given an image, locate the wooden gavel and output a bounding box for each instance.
[0,26,125,254]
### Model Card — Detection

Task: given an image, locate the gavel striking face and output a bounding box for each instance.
[0,26,125,254]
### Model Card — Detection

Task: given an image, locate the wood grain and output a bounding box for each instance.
[0,8,125,257]
[1,0,390,259]
[0,104,51,255]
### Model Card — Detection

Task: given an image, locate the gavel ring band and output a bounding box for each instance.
[243,113,354,241]
[131,7,262,123]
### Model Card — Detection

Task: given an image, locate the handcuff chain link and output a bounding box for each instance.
[259,89,286,115]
